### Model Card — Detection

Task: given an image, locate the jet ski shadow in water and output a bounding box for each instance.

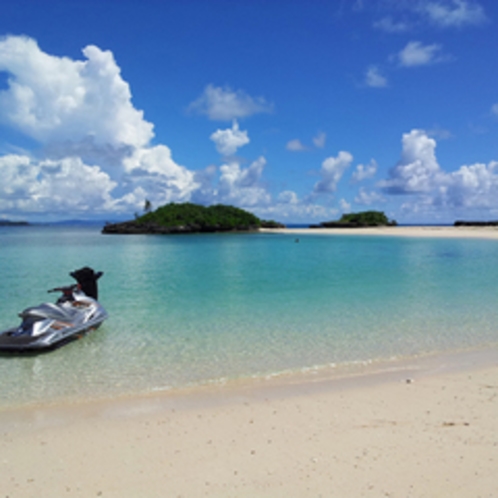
[0,267,108,353]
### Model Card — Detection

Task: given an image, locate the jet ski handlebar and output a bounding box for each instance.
[46,268,104,301]
[48,284,79,294]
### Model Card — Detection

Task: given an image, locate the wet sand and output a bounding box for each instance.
[1,348,497,497]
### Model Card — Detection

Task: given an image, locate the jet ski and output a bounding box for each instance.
[0,267,108,352]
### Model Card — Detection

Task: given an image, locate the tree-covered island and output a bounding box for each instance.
[102,202,284,235]
[454,220,498,227]
[310,211,397,229]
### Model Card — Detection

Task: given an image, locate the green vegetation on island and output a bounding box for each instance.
[138,202,260,229]
[102,202,284,234]
[454,220,498,227]
[310,210,397,229]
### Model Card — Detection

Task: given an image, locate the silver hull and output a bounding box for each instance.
[0,320,106,351]
[0,268,108,352]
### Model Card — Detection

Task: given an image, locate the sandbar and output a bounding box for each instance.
[260,225,498,239]
[1,348,497,497]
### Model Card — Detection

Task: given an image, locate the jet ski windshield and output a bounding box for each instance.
[70,267,103,300]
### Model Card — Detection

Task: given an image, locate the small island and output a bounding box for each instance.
[454,220,498,227]
[0,220,29,226]
[310,211,397,229]
[102,202,284,235]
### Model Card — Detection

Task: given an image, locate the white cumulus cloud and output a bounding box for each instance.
[352,160,378,182]
[365,65,388,87]
[0,36,153,148]
[0,36,208,218]
[210,120,250,156]
[122,145,199,203]
[436,161,498,209]
[287,133,326,151]
[313,151,354,194]
[278,190,299,204]
[397,41,447,67]
[286,139,306,152]
[419,0,487,28]
[0,154,117,214]
[373,17,410,33]
[253,201,338,224]
[379,128,498,218]
[380,129,442,194]
[188,84,273,121]
[218,156,270,207]
[339,198,351,212]
[354,187,385,205]
[312,132,326,148]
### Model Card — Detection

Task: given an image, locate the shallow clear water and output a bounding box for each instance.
[1,226,498,408]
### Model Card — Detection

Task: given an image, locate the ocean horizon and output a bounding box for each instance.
[1,225,497,409]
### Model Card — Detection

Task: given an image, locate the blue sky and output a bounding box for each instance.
[0,0,497,223]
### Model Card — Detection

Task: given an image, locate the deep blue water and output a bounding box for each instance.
[1,226,498,408]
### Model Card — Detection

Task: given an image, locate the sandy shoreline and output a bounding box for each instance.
[260,225,498,239]
[2,347,497,497]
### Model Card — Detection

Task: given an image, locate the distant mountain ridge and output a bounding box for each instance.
[42,219,107,226]
[0,220,29,226]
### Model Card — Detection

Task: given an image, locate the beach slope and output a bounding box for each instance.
[1,360,497,497]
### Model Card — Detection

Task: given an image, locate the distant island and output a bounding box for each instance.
[102,202,285,235]
[310,211,397,229]
[454,220,498,227]
[0,220,29,226]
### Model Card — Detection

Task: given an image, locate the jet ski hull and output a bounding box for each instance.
[0,267,108,353]
[0,303,108,352]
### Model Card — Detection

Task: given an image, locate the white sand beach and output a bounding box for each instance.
[261,225,498,239]
[1,349,497,497]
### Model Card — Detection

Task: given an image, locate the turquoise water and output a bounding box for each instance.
[1,226,498,408]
